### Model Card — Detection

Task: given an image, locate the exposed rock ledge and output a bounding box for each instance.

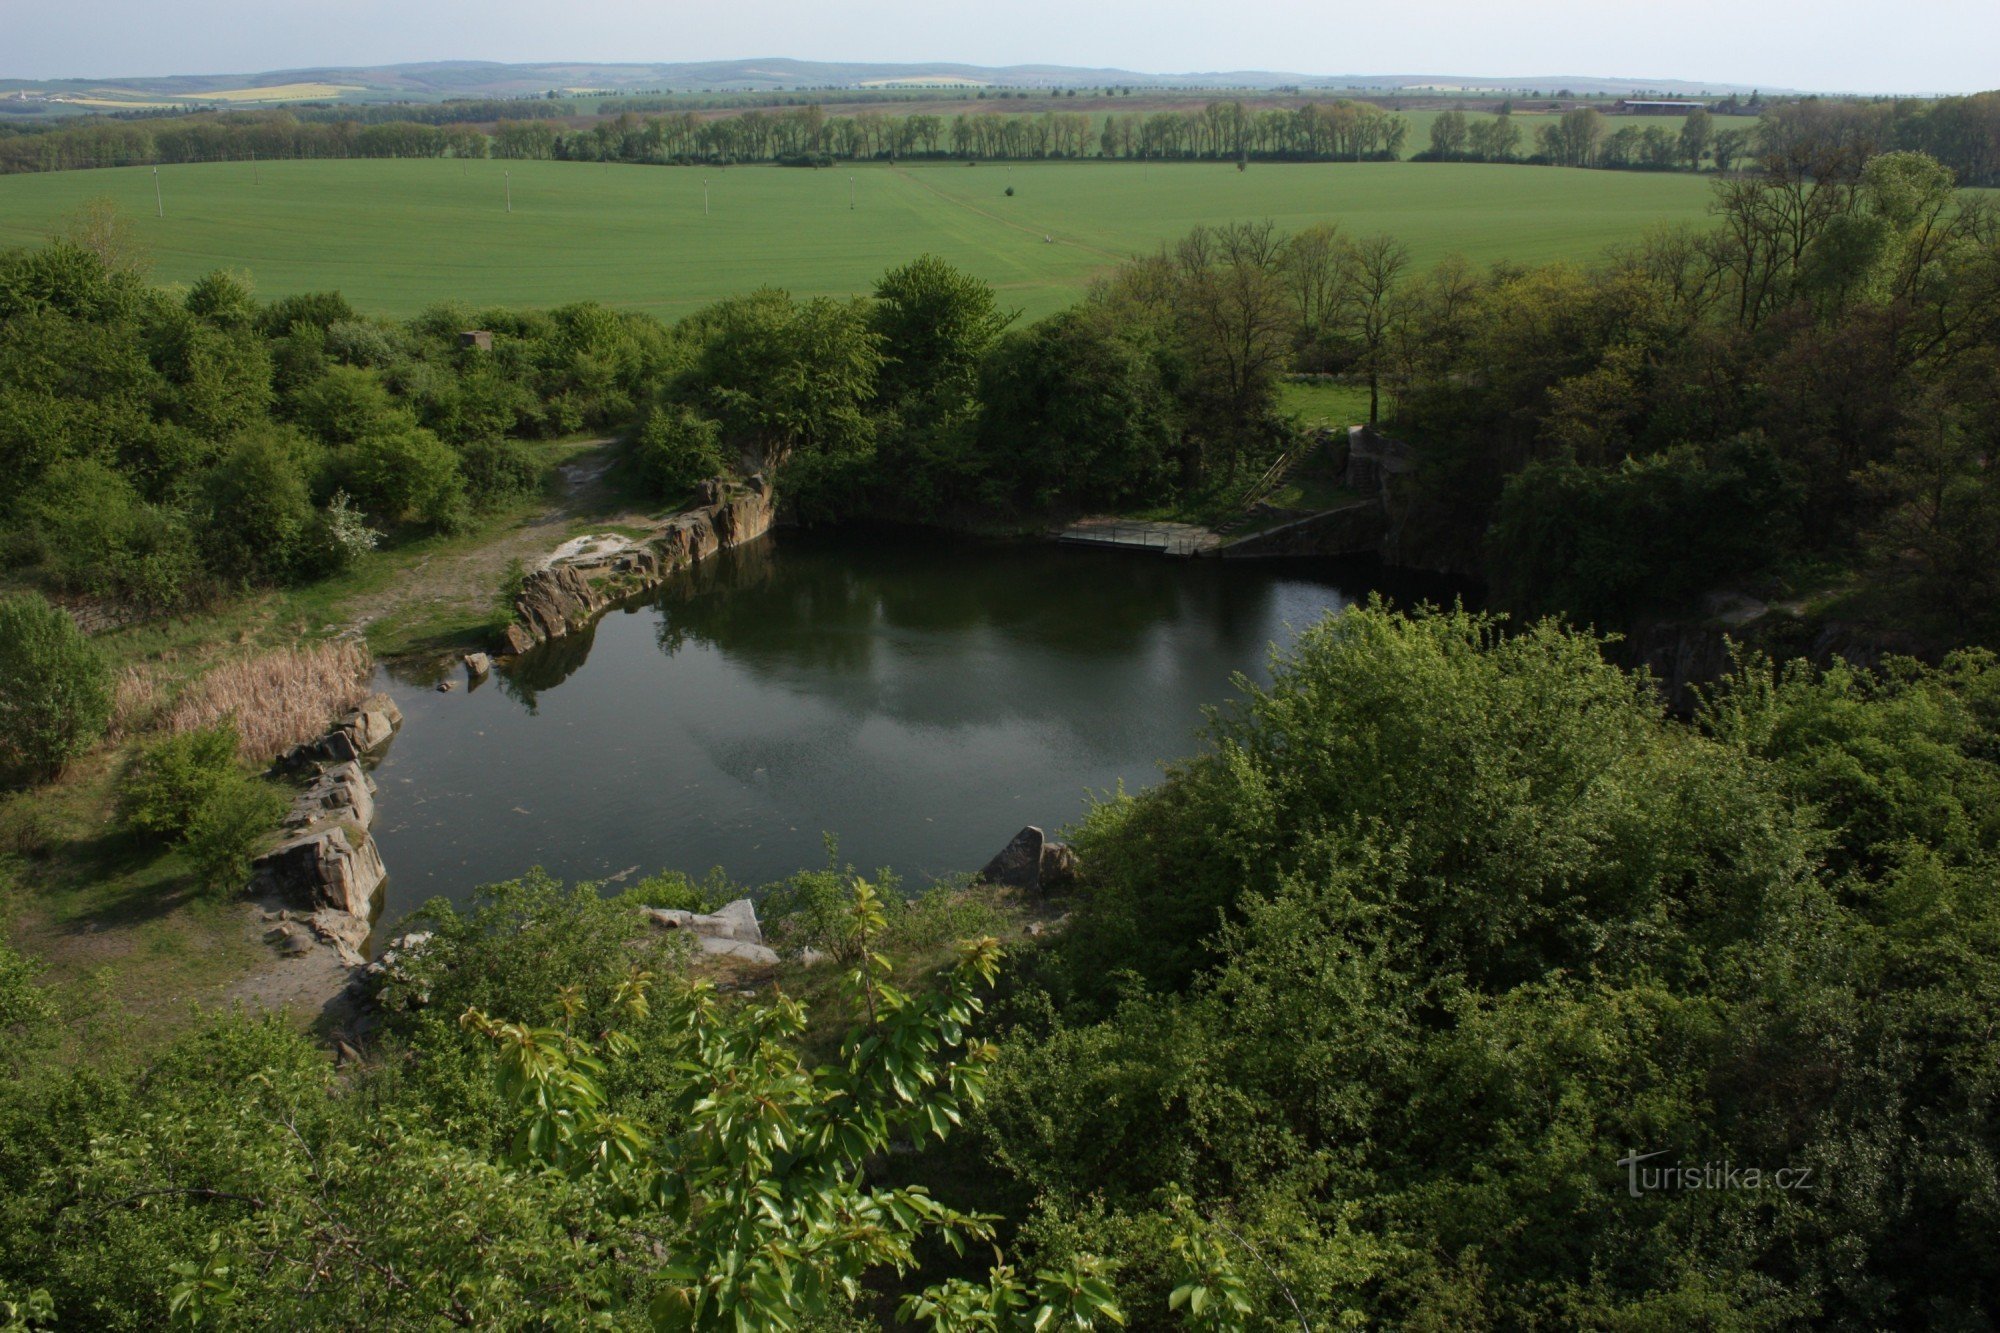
[499,474,776,656]
[250,693,401,969]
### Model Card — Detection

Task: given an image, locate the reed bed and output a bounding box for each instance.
[107,667,163,741]
[164,640,374,763]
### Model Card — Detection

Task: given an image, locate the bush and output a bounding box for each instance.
[313,490,381,573]
[13,457,208,608]
[198,428,319,586]
[0,593,111,780]
[180,775,286,891]
[121,722,239,840]
[336,425,469,532]
[631,403,726,498]
[454,437,541,507]
[287,365,402,445]
[121,721,284,892]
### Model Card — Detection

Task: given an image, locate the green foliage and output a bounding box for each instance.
[0,592,112,780]
[120,722,285,892]
[872,253,1014,409]
[975,306,1180,509]
[1486,436,1797,624]
[195,427,321,585]
[336,423,469,532]
[12,457,208,608]
[976,605,2000,1327]
[632,402,727,499]
[121,723,238,840]
[0,937,56,1067]
[177,774,287,893]
[286,363,401,445]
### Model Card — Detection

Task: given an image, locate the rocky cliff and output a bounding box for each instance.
[499,474,776,656]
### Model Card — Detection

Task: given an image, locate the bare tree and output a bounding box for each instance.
[1338,233,1412,425]
[1280,223,1346,355]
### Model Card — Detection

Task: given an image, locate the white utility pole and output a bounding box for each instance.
[153,166,163,217]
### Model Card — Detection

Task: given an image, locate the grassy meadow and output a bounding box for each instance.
[0,157,1723,319]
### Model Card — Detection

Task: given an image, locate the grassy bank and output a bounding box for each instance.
[0,437,675,1045]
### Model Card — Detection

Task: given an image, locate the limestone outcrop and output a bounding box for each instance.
[979,826,1079,894]
[497,474,776,657]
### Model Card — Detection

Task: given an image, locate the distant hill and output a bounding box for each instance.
[0,58,1777,108]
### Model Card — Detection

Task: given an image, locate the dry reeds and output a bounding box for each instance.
[164,640,374,763]
[107,667,163,741]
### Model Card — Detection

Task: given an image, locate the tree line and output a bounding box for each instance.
[6,92,1994,180]
[1416,93,2000,184]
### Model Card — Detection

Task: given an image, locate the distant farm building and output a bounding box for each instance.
[459,330,493,351]
[1616,99,1710,115]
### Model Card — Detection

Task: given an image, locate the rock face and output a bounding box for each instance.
[641,897,779,965]
[255,824,385,917]
[284,761,375,831]
[278,693,403,770]
[979,826,1079,894]
[255,701,400,976]
[497,475,777,657]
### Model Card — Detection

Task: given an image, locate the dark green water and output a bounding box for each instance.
[368,530,1456,922]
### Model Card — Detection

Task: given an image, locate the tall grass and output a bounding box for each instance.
[164,641,374,763]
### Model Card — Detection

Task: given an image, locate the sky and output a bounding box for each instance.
[6,0,1996,94]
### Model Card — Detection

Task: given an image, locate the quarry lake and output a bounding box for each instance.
[367,531,1455,923]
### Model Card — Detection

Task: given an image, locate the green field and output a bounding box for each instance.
[0,158,1723,320]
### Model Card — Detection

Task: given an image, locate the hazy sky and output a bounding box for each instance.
[7,0,1996,93]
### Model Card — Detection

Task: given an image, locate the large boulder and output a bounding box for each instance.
[254,826,385,918]
[515,564,601,642]
[697,936,780,966]
[642,898,764,946]
[335,693,400,757]
[980,826,1079,894]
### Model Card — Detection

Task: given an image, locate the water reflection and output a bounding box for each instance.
[368,529,1456,923]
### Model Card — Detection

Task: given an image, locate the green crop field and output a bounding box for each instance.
[0,158,1723,320]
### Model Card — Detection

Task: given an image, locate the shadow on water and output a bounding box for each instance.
[367,528,1470,922]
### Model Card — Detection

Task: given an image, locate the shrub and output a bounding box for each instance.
[631,402,726,498]
[287,365,402,445]
[179,775,286,892]
[336,425,469,532]
[122,722,240,840]
[198,428,319,586]
[121,721,285,892]
[314,490,381,574]
[13,457,208,608]
[0,593,111,780]
[454,437,541,507]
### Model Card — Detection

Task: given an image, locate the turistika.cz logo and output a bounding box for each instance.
[1616,1150,1817,1197]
